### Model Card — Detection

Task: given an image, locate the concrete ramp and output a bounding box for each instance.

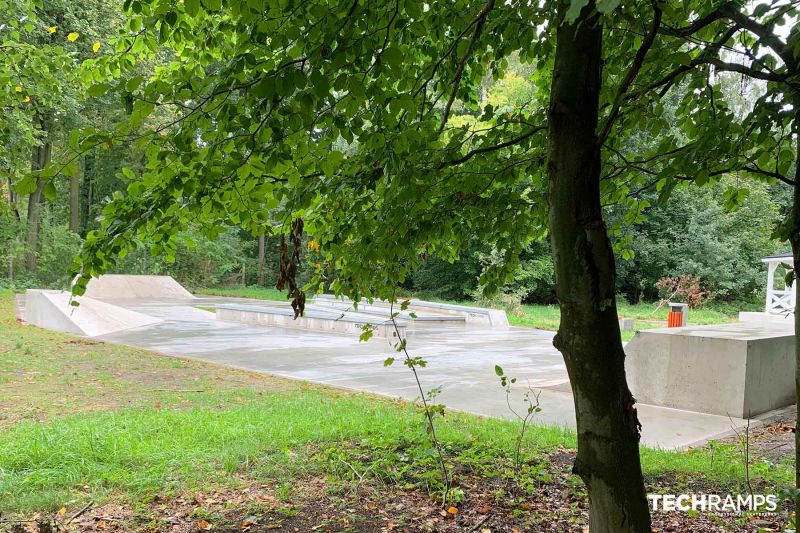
[24,290,162,337]
[84,275,195,300]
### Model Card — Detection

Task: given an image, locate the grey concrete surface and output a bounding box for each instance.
[88,296,758,450]
[626,322,795,418]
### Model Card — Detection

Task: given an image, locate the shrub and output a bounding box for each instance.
[655,275,708,309]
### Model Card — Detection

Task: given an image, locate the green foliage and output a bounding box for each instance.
[114,228,253,288]
[615,179,782,303]
[34,214,83,286]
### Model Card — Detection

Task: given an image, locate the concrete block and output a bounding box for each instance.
[619,317,634,331]
[625,322,795,417]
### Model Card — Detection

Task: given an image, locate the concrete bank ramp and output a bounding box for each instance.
[85,275,195,300]
[24,289,162,337]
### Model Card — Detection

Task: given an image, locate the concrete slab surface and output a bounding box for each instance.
[83,296,759,450]
[643,320,793,340]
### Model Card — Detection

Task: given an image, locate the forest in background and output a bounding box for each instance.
[0,0,786,307]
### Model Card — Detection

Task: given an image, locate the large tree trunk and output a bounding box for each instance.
[789,100,800,513]
[257,233,266,286]
[547,3,650,532]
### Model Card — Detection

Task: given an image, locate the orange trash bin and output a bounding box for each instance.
[667,303,687,327]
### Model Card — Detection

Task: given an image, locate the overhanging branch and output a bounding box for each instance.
[437,124,546,168]
[597,1,662,146]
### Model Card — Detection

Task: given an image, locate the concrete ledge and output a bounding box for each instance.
[310,299,466,324]
[24,289,162,337]
[625,322,795,418]
[738,311,794,324]
[216,303,406,339]
[312,294,508,328]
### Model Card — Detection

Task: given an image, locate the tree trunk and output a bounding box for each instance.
[547,3,650,532]
[25,180,45,272]
[79,151,94,236]
[26,142,51,272]
[257,233,266,286]
[26,115,52,273]
[789,99,800,513]
[69,172,80,233]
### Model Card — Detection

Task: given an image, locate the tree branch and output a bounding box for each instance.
[437,124,546,168]
[743,165,797,186]
[438,0,495,132]
[597,1,662,146]
[663,2,794,69]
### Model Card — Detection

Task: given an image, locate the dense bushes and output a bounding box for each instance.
[615,180,782,304]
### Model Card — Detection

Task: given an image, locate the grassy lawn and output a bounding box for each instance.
[1,289,791,530]
[197,286,288,301]
[508,300,744,330]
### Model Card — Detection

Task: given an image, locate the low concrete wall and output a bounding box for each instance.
[24,289,162,337]
[625,322,795,417]
[312,294,508,328]
[216,303,406,339]
[310,299,466,324]
[738,311,794,324]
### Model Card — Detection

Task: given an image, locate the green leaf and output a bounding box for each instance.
[381,46,403,69]
[185,0,200,16]
[494,364,503,377]
[42,181,57,201]
[87,83,111,97]
[565,0,590,23]
[596,0,621,15]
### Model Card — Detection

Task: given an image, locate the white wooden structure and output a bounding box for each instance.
[763,252,795,315]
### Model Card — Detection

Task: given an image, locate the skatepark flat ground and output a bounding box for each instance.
[82,295,761,450]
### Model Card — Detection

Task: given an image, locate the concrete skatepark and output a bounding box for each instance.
[20,274,796,449]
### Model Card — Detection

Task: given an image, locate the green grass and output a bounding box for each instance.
[0,289,791,517]
[197,286,287,301]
